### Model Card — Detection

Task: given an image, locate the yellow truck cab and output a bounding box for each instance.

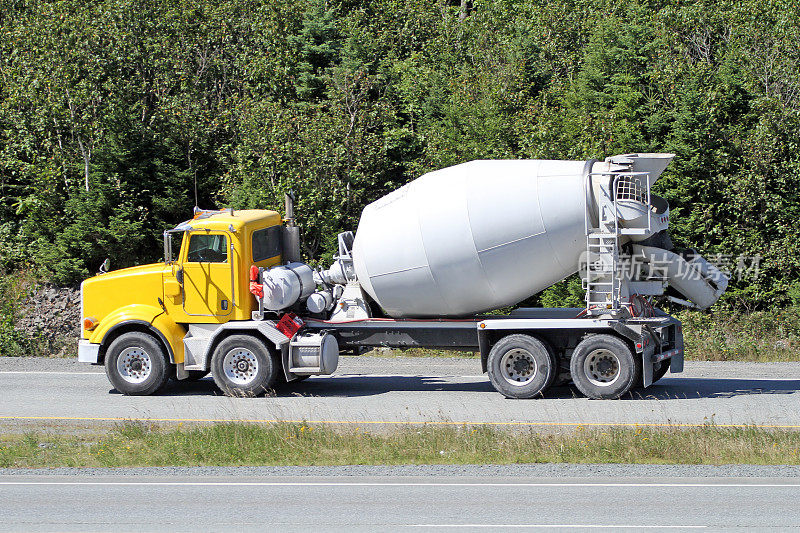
[78,207,298,395]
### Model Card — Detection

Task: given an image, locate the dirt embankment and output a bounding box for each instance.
[15,285,80,357]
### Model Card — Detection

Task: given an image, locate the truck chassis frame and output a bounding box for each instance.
[304,307,683,389]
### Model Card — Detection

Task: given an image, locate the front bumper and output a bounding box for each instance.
[78,339,100,363]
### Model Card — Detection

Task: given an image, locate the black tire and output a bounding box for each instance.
[104,332,171,396]
[544,343,560,391]
[273,373,310,392]
[569,334,640,399]
[211,334,279,397]
[652,361,670,383]
[633,360,670,391]
[177,370,209,382]
[487,334,555,399]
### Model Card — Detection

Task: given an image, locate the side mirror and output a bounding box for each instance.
[176,267,184,284]
[99,258,110,274]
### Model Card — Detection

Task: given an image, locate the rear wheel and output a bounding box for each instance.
[570,334,639,399]
[273,373,310,392]
[104,332,171,396]
[211,335,279,397]
[179,370,210,382]
[652,361,670,383]
[487,334,555,399]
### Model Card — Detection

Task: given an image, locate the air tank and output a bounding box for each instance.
[351,159,594,317]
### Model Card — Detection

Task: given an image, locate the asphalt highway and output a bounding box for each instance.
[1,357,800,428]
[3,357,800,531]
[1,470,799,531]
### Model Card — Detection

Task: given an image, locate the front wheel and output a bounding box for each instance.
[487,334,556,399]
[104,332,171,396]
[569,334,639,399]
[211,335,279,397]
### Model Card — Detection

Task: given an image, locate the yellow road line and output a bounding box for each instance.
[1,415,800,429]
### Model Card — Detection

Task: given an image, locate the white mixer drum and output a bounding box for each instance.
[352,159,591,317]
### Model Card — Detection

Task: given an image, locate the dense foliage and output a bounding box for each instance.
[1,0,798,309]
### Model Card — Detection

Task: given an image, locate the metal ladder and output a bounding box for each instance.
[585,230,622,312]
[583,168,652,316]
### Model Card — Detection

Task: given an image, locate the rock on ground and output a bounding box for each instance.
[15,284,80,356]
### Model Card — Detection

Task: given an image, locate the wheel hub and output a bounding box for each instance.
[584,348,621,386]
[223,348,259,386]
[116,347,152,384]
[512,358,531,375]
[596,359,613,375]
[500,348,537,386]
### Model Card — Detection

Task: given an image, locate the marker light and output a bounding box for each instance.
[83,316,98,331]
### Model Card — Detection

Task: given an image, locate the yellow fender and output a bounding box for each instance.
[88,304,186,363]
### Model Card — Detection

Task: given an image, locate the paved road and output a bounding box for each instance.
[1,470,799,531]
[2,357,800,428]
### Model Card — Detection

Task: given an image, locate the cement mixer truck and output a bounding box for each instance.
[78,153,727,400]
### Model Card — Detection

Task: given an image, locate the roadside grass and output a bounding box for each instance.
[2,422,800,468]
[678,308,800,362]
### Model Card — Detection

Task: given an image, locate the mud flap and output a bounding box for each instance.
[642,345,655,387]
[670,348,684,373]
[281,343,297,382]
[478,328,491,373]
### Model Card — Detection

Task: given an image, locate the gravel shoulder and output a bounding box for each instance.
[2,463,800,478]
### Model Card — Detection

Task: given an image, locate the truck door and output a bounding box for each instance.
[180,231,234,317]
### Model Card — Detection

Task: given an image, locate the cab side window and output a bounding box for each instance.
[186,234,228,263]
[252,226,282,262]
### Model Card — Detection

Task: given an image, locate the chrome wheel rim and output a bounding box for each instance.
[500,348,537,386]
[584,348,620,387]
[117,347,152,384]
[222,348,259,385]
